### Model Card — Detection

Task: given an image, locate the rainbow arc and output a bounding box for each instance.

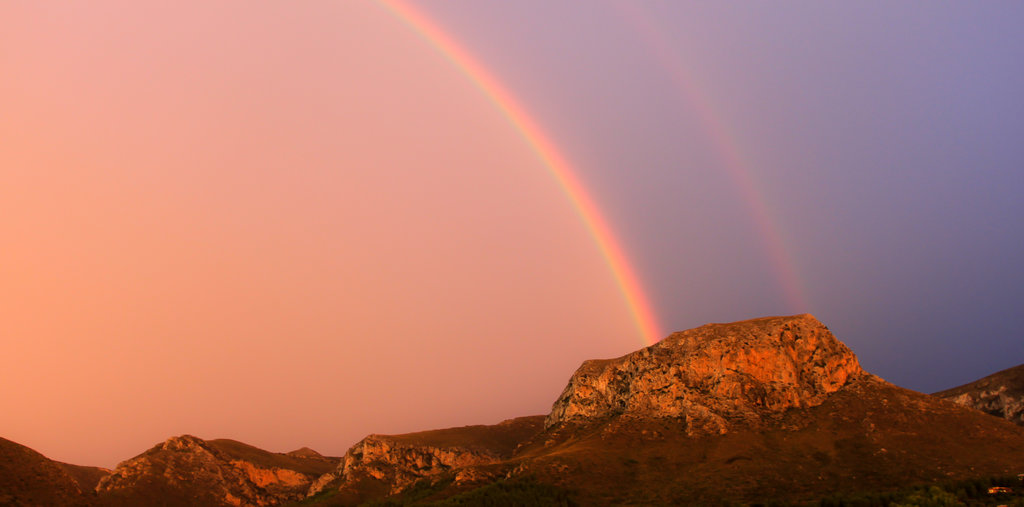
[378,0,663,345]
[613,3,809,312]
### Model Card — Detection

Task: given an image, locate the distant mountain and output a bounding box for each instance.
[95,435,338,506]
[934,363,1024,426]
[0,436,108,506]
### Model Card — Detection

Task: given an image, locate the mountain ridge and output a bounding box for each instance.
[4,314,1024,505]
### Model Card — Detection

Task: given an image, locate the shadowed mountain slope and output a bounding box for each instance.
[0,437,107,506]
[934,363,1024,426]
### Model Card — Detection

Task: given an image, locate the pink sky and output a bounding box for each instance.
[0,2,639,467]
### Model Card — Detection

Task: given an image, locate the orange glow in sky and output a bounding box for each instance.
[0,2,638,467]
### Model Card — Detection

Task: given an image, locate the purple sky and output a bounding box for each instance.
[423,0,1024,390]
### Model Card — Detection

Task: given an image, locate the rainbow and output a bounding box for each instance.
[377,0,663,345]
[613,3,810,312]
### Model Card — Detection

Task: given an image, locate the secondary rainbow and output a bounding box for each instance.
[615,3,810,311]
[377,0,663,345]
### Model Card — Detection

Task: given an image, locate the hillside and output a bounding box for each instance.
[96,435,338,506]
[306,416,545,505]
[934,363,1024,426]
[0,437,106,506]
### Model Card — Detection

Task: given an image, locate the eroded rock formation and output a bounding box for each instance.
[308,416,544,500]
[97,435,336,506]
[545,314,866,434]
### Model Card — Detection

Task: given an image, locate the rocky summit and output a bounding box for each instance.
[509,315,1024,505]
[934,363,1024,426]
[546,314,865,434]
[96,435,338,506]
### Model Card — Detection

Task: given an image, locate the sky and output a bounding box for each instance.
[2,1,1022,468]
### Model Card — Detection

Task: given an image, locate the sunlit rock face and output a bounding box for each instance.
[545,314,866,434]
[307,435,499,497]
[96,435,335,506]
[935,364,1024,426]
[307,416,544,500]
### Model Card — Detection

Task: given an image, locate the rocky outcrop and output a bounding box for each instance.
[97,435,337,506]
[545,314,865,434]
[308,416,544,501]
[934,363,1024,426]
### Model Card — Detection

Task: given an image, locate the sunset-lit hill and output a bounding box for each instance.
[305,416,545,505]
[934,363,1024,426]
[305,315,1024,505]
[95,435,338,506]
[510,316,1024,504]
[512,376,1024,504]
[4,315,1024,505]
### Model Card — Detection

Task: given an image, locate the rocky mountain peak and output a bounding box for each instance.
[156,434,209,452]
[545,314,865,433]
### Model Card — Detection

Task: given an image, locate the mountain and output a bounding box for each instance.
[6,314,1024,505]
[312,314,1024,505]
[0,436,108,506]
[934,363,1024,426]
[499,315,1024,504]
[95,435,338,506]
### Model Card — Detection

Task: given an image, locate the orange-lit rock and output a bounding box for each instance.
[230,460,309,489]
[307,416,544,500]
[96,435,337,506]
[545,314,866,434]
